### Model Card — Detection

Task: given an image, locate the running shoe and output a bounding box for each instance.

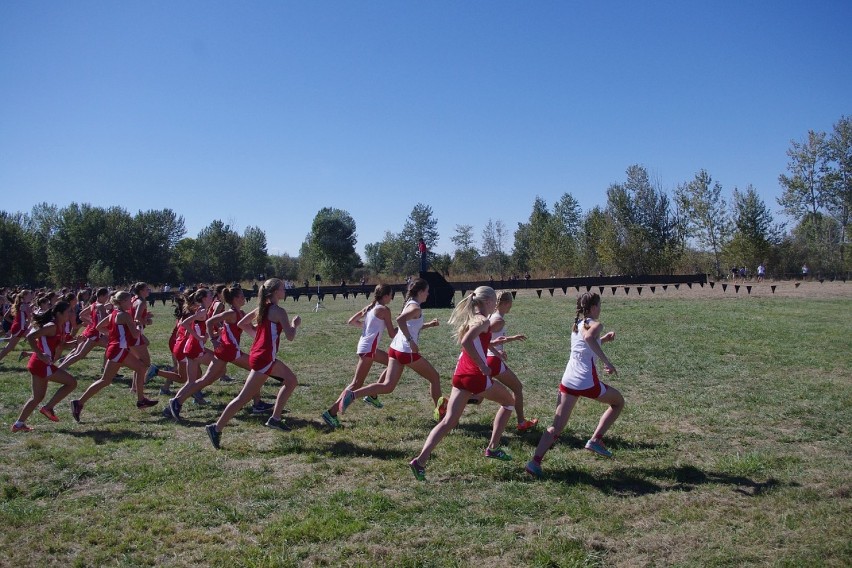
[70,399,82,423]
[321,411,341,429]
[39,406,59,422]
[363,395,383,409]
[584,439,612,458]
[167,398,182,420]
[338,389,355,414]
[145,364,159,384]
[484,447,513,461]
[192,392,208,406]
[525,459,543,478]
[251,400,274,414]
[433,396,448,421]
[159,386,174,395]
[11,423,33,433]
[136,398,158,409]
[409,458,426,481]
[517,418,539,432]
[18,350,28,361]
[205,424,221,449]
[220,374,234,383]
[264,417,291,432]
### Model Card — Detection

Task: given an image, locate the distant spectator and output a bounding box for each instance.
[418,238,429,273]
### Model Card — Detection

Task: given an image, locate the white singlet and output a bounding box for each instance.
[560,318,601,392]
[389,299,424,354]
[356,306,386,354]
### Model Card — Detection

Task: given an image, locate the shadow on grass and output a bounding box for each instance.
[65,429,152,445]
[453,423,659,451]
[531,464,790,497]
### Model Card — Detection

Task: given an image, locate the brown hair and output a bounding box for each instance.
[256,278,283,325]
[572,292,600,333]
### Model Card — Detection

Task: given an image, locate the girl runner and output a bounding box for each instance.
[11,301,78,432]
[0,289,33,362]
[525,292,624,478]
[70,291,159,421]
[321,284,397,428]
[488,291,538,432]
[337,278,445,422]
[57,288,110,371]
[409,286,516,481]
[205,278,301,449]
[165,286,270,420]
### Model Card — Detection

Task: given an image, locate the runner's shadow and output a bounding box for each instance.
[522,464,790,497]
[65,429,151,445]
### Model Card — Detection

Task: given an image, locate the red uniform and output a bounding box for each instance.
[214,309,244,363]
[248,318,283,374]
[131,297,148,347]
[27,324,61,378]
[9,309,29,338]
[104,311,131,363]
[183,321,206,359]
[171,324,187,362]
[451,330,493,395]
[81,304,101,340]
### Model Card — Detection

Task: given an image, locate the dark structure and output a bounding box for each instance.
[418,271,455,309]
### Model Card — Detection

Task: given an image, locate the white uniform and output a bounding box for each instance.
[357,306,386,355]
[389,300,423,354]
[560,318,606,397]
[487,313,506,357]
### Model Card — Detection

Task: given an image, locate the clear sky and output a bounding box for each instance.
[2,1,850,257]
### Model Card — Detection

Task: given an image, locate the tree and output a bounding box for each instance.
[825,116,852,267]
[512,196,550,275]
[676,169,729,277]
[481,219,509,278]
[604,166,681,275]
[400,203,439,251]
[241,226,268,280]
[0,212,33,285]
[779,130,831,220]
[130,209,185,284]
[724,186,779,273]
[196,220,242,282]
[308,207,359,281]
[266,253,299,280]
[451,224,479,275]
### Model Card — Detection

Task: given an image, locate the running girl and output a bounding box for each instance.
[409,286,516,481]
[179,288,215,403]
[206,278,301,449]
[165,286,270,420]
[128,282,154,393]
[337,278,445,422]
[57,288,110,370]
[488,291,537,432]
[321,284,397,428]
[70,291,158,421]
[525,292,624,478]
[0,289,33,362]
[10,301,78,432]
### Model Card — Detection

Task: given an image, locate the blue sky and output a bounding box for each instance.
[2,1,850,257]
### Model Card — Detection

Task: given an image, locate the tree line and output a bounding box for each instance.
[1,116,849,287]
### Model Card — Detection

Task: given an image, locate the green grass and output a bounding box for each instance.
[1,288,850,566]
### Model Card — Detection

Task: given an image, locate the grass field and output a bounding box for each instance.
[1,283,850,567]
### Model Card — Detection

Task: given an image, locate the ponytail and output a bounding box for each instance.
[572,292,600,333]
[447,286,496,343]
[256,278,283,325]
[406,278,429,302]
[365,284,392,313]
